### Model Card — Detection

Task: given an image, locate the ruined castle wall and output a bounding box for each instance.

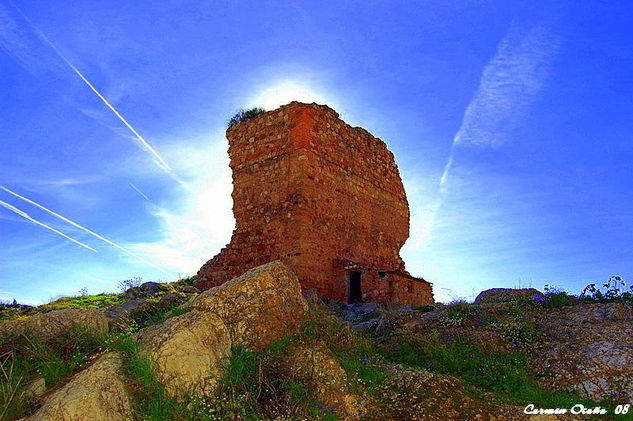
[197,107,302,288]
[197,103,433,306]
[286,105,411,298]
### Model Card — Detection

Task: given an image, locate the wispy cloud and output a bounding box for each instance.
[405,24,560,261]
[1,185,175,277]
[0,3,60,74]
[128,132,234,274]
[440,24,560,189]
[0,199,97,252]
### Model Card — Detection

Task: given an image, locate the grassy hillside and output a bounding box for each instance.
[2,277,631,420]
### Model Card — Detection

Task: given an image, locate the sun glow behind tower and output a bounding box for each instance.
[249,81,332,110]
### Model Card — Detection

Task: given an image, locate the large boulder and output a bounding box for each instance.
[185,261,308,349]
[134,309,231,397]
[27,352,133,421]
[0,309,108,342]
[474,288,542,304]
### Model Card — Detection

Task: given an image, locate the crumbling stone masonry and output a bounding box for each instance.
[197,102,433,306]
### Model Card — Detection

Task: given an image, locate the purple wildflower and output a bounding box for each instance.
[362,358,370,364]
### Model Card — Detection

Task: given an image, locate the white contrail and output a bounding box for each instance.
[414,25,559,250]
[129,183,150,201]
[439,24,559,190]
[0,199,97,252]
[1,186,175,277]
[7,4,176,177]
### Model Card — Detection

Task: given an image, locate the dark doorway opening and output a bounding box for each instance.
[349,271,362,303]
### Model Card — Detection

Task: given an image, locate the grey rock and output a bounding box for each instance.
[179,285,200,294]
[105,299,152,329]
[119,299,151,314]
[124,287,143,299]
[159,293,184,309]
[352,320,379,331]
[139,282,162,296]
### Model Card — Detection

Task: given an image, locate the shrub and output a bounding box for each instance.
[535,285,575,308]
[580,275,632,304]
[227,107,266,129]
[118,277,142,292]
[202,340,319,419]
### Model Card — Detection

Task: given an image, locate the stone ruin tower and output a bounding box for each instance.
[197,102,433,306]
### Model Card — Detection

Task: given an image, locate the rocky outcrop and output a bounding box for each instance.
[185,261,308,349]
[0,309,108,342]
[532,303,633,403]
[27,352,133,421]
[475,288,542,303]
[133,261,307,396]
[135,310,231,397]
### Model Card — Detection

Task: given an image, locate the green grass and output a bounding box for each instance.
[299,305,387,396]
[105,333,322,420]
[212,346,260,419]
[383,332,603,409]
[0,327,108,421]
[413,304,435,312]
[40,293,127,312]
[126,303,190,332]
[108,334,180,420]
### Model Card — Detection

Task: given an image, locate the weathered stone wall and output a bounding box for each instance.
[197,102,433,306]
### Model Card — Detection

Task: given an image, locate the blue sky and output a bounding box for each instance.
[1,1,631,304]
